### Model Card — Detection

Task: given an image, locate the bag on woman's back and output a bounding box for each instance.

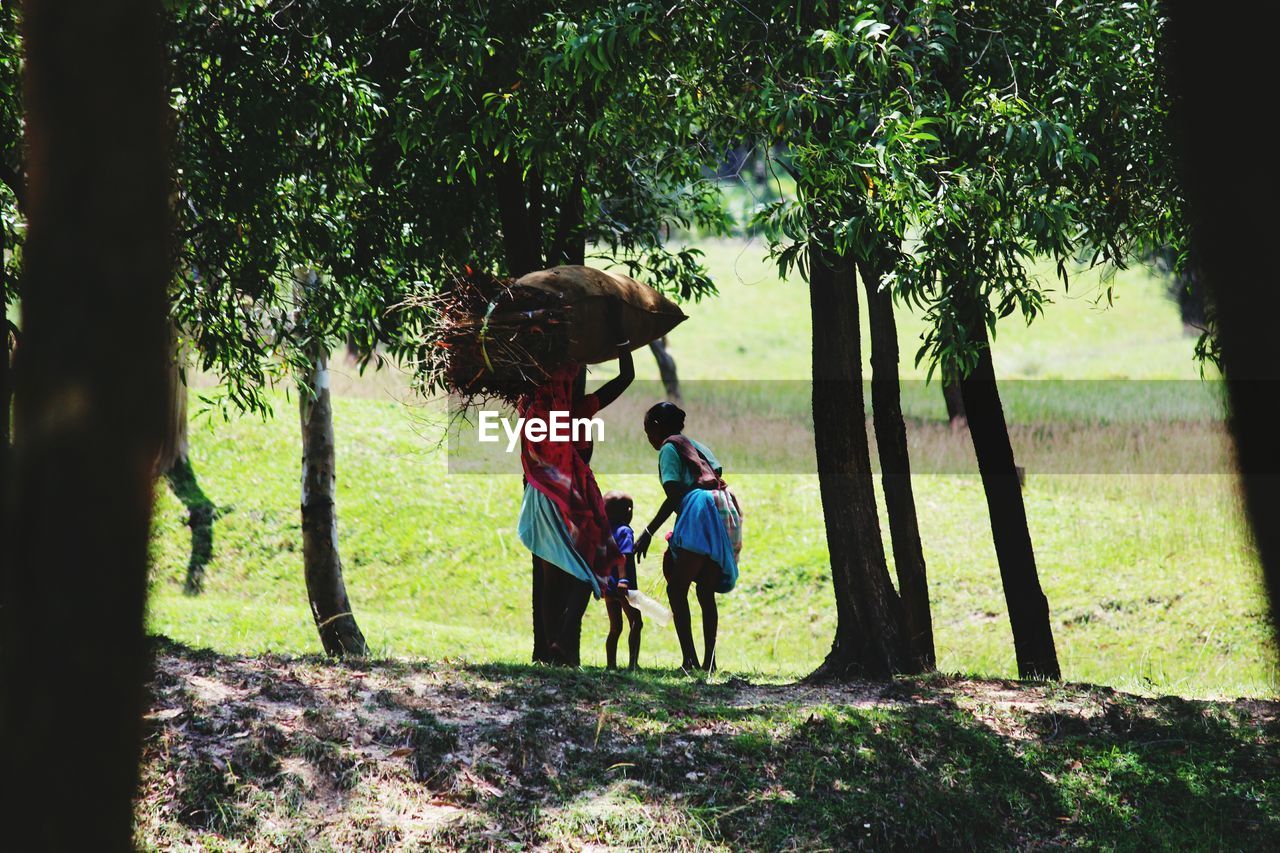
[664,435,744,565]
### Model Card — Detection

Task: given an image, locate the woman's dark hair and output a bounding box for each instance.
[644,401,685,434]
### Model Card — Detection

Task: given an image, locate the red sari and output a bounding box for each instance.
[518,365,623,589]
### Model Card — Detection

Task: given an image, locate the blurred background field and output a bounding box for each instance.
[147,237,1274,697]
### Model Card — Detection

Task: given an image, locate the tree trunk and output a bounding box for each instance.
[494,169,550,660]
[299,346,368,657]
[550,170,586,266]
[155,323,190,475]
[1164,7,1280,656]
[942,379,966,428]
[2,0,170,846]
[0,149,9,632]
[958,318,1060,680]
[494,158,543,277]
[1,222,9,460]
[649,336,682,402]
[805,240,916,681]
[859,261,935,670]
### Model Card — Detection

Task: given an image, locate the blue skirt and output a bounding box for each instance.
[670,489,740,593]
[517,486,601,597]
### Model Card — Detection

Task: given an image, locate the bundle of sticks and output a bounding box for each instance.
[404,267,573,406]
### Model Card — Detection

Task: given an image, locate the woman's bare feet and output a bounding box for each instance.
[548,641,577,667]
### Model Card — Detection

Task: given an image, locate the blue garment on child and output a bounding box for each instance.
[612,524,635,555]
[670,489,739,593]
[612,524,638,589]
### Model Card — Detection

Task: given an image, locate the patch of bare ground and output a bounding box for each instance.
[136,638,1280,851]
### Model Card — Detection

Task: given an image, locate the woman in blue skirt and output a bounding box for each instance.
[634,402,742,672]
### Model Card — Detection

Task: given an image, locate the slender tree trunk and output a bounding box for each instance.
[958,317,1059,680]
[1164,7,1280,656]
[299,346,368,657]
[806,239,916,681]
[494,169,550,660]
[860,261,935,670]
[494,159,543,277]
[550,170,586,266]
[942,379,966,428]
[2,1,170,847]
[649,336,682,402]
[155,323,190,475]
[293,270,367,657]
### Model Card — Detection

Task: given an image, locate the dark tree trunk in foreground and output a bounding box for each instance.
[860,262,935,670]
[649,336,682,402]
[295,284,368,657]
[806,241,916,681]
[1164,7,1280,654]
[1,223,9,466]
[0,202,9,618]
[958,318,1060,680]
[1,0,170,847]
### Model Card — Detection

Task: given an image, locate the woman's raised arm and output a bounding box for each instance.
[593,300,634,410]
[594,347,633,410]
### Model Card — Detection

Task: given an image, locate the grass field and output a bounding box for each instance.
[148,238,1276,698]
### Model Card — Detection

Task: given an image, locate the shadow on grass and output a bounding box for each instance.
[140,641,1280,850]
[163,457,223,595]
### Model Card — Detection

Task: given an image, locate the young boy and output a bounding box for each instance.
[602,490,643,670]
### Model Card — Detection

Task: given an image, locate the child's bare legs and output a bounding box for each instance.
[606,597,644,670]
[666,549,709,670]
[695,576,718,672]
[605,597,624,669]
[624,601,643,669]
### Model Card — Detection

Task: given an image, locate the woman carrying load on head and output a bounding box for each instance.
[518,302,633,666]
[634,402,743,672]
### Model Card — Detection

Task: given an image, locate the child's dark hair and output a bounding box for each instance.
[644,401,685,434]
[602,490,633,524]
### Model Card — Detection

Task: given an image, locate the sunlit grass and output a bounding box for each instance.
[150,238,1273,698]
